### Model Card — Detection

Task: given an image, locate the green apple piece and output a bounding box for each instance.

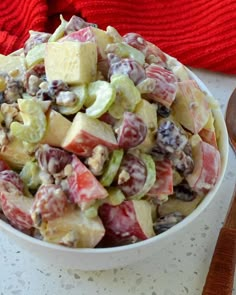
[10,99,47,143]
[45,41,97,84]
[84,203,100,219]
[131,153,156,200]
[166,55,190,81]
[20,161,41,190]
[57,85,88,115]
[48,15,68,42]
[100,149,124,186]
[106,42,145,65]
[173,170,184,186]
[106,187,125,205]
[106,26,123,43]
[199,110,218,148]
[172,80,210,134]
[109,74,141,119]
[158,195,204,217]
[132,200,155,238]
[135,99,158,152]
[25,43,46,69]
[0,54,26,80]
[0,138,33,169]
[41,109,71,147]
[39,206,105,248]
[84,187,125,218]
[85,81,116,118]
[90,27,114,59]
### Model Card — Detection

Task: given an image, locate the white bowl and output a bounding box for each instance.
[0,66,228,271]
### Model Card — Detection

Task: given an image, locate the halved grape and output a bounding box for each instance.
[85,81,116,118]
[118,153,147,197]
[131,153,156,200]
[10,98,47,143]
[117,112,147,149]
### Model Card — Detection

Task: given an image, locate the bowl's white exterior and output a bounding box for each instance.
[0,67,229,271]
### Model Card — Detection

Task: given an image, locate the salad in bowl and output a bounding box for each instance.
[0,15,227,260]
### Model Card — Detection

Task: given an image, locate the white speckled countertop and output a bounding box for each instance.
[0,69,235,295]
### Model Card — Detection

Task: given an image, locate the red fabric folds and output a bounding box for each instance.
[0,0,236,74]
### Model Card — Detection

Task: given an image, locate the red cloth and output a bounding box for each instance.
[1,0,236,74]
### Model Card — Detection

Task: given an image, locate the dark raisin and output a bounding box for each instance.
[171,151,194,176]
[183,142,192,156]
[4,79,23,103]
[153,121,188,155]
[36,89,53,101]
[48,80,69,97]
[0,92,5,104]
[174,182,196,201]
[157,103,171,118]
[153,212,184,234]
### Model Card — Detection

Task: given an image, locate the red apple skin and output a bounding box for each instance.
[0,170,25,192]
[67,155,108,210]
[199,128,218,149]
[0,181,34,231]
[63,27,95,42]
[62,112,118,157]
[0,159,10,171]
[147,159,173,197]
[98,200,154,246]
[61,27,112,60]
[63,129,118,157]
[145,64,177,108]
[186,141,221,193]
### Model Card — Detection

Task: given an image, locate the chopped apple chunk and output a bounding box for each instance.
[62,112,118,157]
[45,41,97,84]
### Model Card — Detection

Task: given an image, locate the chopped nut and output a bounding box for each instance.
[56,91,77,107]
[87,145,109,176]
[117,169,130,184]
[28,74,41,96]
[39,81,48,90]
[1,103,21,128]
[0,128,9,148]
[4,78,23,103]
[60,230,80,248]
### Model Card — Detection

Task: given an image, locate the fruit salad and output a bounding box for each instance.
[0,15,221,248]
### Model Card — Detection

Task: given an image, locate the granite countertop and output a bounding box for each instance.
[0,69,235,295]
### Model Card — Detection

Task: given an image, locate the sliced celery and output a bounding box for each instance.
[48,15,68,42]
[10,99,47,143]
[106,42,145,65]
[100,149,124,187]
[57,85,88,115]
[86,81,116,118]
[26,43,46,68]
[109,74,141,119]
